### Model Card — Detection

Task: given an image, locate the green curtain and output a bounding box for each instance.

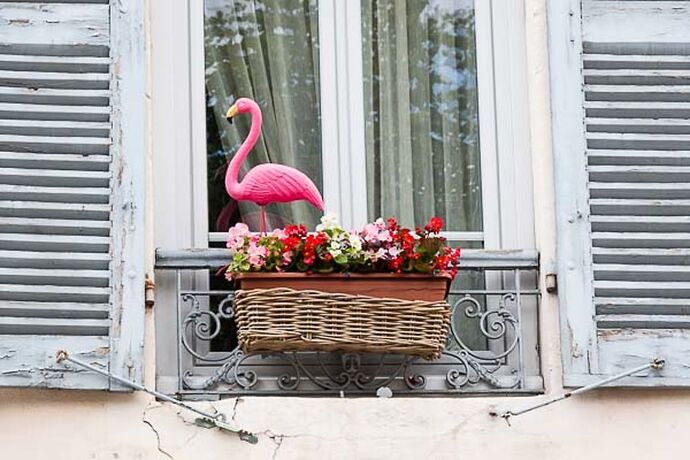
[362,0,482,232]
[205,0,322,232]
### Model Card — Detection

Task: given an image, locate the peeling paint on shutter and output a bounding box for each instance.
[0,0,145,390]
[550,0,690,387]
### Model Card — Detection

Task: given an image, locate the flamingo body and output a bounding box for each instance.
[233,163,324,209]
[224,97,325,228]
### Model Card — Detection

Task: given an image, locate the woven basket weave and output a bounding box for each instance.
[233,287,451,360]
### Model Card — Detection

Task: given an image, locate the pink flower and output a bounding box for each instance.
[388,247,400,258]
[379,230,392,243]
[282,251,293,265]
[248,241,267,266]
[361,223,379,243]
[271,228,287,239]
[226,222,249,251]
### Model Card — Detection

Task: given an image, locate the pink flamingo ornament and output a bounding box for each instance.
[224,97,324,232]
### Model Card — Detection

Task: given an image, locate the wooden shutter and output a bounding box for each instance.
[550,0,690,387]
[0,1,145,389]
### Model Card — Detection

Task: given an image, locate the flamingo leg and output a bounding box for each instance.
[259,206,267,234]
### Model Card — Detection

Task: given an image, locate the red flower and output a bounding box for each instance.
[425,217,444,234]
[285,224,307,238]
[386,217,399,231]
[281,236,301,251]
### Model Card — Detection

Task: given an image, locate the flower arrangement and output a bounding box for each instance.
[225,214,461,280]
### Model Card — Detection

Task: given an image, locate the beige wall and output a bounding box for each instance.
[0,1,687,459]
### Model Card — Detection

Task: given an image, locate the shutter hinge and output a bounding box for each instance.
[545,272,557,294]
[144,274,155,308]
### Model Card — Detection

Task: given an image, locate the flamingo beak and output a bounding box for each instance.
[225,104,238,124]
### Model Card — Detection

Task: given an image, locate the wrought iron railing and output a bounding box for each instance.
[155,248,541,397]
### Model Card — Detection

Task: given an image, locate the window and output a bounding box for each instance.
[204,0,482,242]
[152,0,539,395]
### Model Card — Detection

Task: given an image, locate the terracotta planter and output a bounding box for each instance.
[232,272,452,359]
[233,272,451,301]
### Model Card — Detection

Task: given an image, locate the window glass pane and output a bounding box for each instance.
[205,0,323,233]
[362,0,482,232]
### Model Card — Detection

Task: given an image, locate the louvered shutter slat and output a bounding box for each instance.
[551,0,690,386]
[0,1,144,390]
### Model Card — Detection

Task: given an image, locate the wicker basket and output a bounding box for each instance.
[232,274,451,360]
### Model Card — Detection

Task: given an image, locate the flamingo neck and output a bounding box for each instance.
[226,104,262,198]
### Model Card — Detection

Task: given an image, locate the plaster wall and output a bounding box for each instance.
[0,1,686,459]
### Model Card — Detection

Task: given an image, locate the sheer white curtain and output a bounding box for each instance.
[205,0,322,233]
[362,0,482,232]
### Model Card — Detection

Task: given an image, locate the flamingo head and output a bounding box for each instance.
[225,97,259,124]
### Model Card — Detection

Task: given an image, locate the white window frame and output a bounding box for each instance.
[151,0,536,392]
[192,0,532,250]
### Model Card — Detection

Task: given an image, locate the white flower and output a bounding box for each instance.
[316,212,340,231]
[348,233,362,251]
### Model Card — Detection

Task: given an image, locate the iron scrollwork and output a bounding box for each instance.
[175,265,536,396]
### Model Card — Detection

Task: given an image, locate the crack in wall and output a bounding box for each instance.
[142,404,174,460]
[264,430,285,460]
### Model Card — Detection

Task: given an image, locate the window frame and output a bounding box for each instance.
[151,0,538,394]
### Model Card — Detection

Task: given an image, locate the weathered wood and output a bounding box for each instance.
[588,150,690,166]
[590,198,690,216]
[585,101,690,120]
[583,1,690,43]
[0,151,110,171]
[595,280,690,298]
[0,3,109,47]
[0,267,109,287]
[586,86,690,103]
[0,0,149,391]
[0,217,110,236]
[596,314,690,329]
[0,317,110,335]
[592,232,690,248]
[0,300,109,319]
[0,233,109,253]
[549,0,598,379]
[0,200,110,220]
[0,167,110,187]
[0,283,110,303]
[108,0,147,389]
[0,184,110,204]
[0,87,109,106]
[0,249,109,270]
[597,328,690,380]
[587,132,690,150]
[0,102,110,122]
[591,215,690,232]
[0,335,109,389]
[589,182,690,199]
[0,70,109,90]
[596,297,690,315]
[0,120,110,137]
[593,247,690,265]
[554,0,690,387]
[594,263,690,282]
[584,54,690,70]
[587,118,690,134]
[0,54,110,73]
[0,134,110,154]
